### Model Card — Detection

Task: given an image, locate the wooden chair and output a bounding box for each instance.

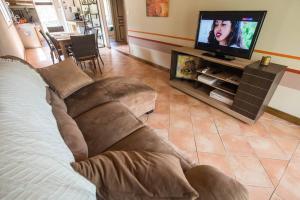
[46,32,63,62]
[70,34,102,74]
[47,26,65,33]
[39,30,56,64]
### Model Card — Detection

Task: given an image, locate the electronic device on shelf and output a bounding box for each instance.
[195,11,267,60]
[197,74,218,85]
[210,89,234,106]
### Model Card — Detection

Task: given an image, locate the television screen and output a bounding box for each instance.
[195,11,267,59]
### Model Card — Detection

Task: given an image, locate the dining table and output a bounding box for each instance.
[50,32,81,58]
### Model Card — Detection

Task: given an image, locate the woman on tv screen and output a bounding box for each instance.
[208,20,245,49]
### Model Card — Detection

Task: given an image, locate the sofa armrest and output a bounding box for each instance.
[185,165,248,200]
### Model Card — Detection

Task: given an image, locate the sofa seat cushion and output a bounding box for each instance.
[185,165,248,200]
[75,101,144,157]
[107,126,195,171]
[71,151,199,200]
[65,76,157,118]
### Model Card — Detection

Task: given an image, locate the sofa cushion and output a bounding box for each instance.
[52,106,88,161]
[38,58,94,99]
[65,76,156,118]
[75,101,144,156]
[65,81,113,118]
[185,165,248,200]
[107,126,195,171]
[71,151,199,200]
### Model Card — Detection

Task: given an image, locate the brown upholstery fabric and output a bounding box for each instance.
[46,87,51,104]
[65,76,156,118]
[75,101,144,157]
[71,151,199,200]
[185,165,249,200]
[65,82,113,118]
[52,105,88,161]
[107,126,195,171]
[38,58,94,99]
[49,89,68,112]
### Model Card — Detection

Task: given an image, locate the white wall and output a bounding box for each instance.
[0,11,24,58]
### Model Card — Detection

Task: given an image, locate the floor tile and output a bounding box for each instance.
[197,152,234,178]
[169,127,196,152]
[195,132,226,155]
[191,118,218,135]
[228,155,273,187]
[275,158,300,200]
[221,134,255,156]
[260,158,288,187]
[247,136,288,160]
[155,101,170,115]
[146,113,169,129]
[246,186,274,200]
[240,121,270,138]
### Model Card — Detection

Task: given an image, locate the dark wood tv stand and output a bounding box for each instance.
[169,47,286,124]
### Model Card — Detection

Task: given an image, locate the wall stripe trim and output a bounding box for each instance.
[128,35,182,47]
[128,34,300,74]
[128,29,195,41]
[128,30,300,61]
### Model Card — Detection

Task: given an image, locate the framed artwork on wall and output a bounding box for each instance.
[146,0,169,17]
[0,0,12,26]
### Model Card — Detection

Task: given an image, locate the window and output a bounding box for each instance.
[0,0,12,25]
[34,0,60,30]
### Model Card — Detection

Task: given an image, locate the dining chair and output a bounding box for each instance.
[39,30,56,64]
[47,26,65,33]
[46,32,63,62]
[90,28,104,66]
[70,34,102,74]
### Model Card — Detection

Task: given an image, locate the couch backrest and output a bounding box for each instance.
[0,59,96,199]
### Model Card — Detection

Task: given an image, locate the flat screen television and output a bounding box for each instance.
[195,11,267,60]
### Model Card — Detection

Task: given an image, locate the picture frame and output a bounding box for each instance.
[176,55,200,80]
[146,0,169,17]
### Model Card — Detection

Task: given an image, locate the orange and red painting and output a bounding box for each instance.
[146,0,169,17]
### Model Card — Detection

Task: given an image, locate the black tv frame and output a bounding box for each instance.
[194,11,267,60]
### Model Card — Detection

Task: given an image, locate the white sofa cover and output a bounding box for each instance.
[0,59,96,199]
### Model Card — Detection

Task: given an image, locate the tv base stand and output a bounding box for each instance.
[202,52,236,61]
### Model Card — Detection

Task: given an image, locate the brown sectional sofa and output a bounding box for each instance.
[60,76,248,199]
[1,56,248,199]
[63,76,195,170]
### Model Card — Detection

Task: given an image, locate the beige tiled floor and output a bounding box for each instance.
[26,47,300,200]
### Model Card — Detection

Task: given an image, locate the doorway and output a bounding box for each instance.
[103,0,129,54]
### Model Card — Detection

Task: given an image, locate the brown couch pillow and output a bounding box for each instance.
[52,106,88,161]
[38,58,94,99]
[185,165,248,200]
[71,151,199,200]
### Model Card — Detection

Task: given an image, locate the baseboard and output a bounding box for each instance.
[266,106,300,125]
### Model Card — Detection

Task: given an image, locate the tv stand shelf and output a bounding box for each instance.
[170,47,286,124]
[172,47,252,69]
